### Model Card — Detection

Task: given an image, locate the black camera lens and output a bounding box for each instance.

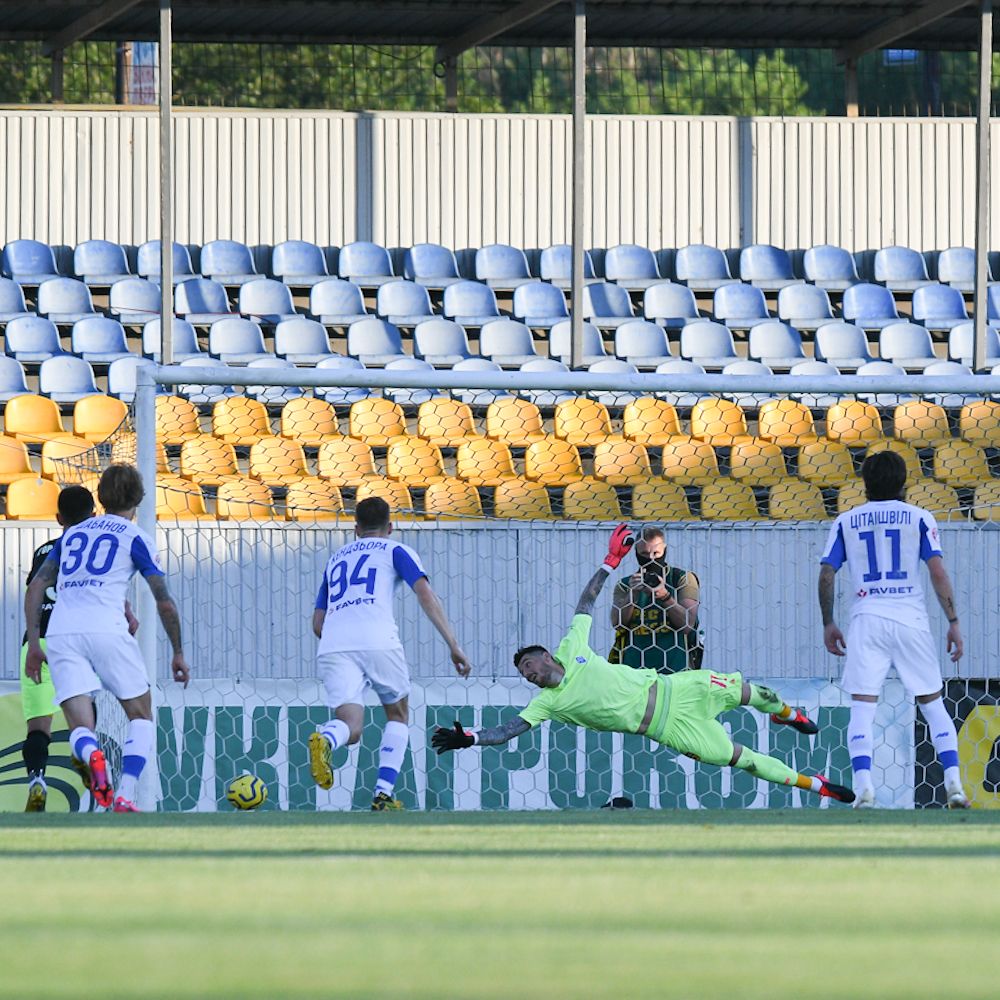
[642,566,664,588]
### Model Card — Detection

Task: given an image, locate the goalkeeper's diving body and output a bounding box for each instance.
[433,524,856,805]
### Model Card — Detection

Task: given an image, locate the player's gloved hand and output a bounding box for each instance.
[432,721,475,755]
[602,522,636,572]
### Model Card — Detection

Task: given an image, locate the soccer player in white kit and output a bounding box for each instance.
[818,450,969,809]
[24,465,190,812]
[309,496,471,809]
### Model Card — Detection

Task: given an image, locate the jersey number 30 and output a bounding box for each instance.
[327,554,378,602]
[60,533,120,577]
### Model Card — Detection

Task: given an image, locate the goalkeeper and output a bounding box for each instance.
[433,524,855,805]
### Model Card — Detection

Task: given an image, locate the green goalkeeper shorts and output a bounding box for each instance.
[19,640,55,722]
[650,669,744,767]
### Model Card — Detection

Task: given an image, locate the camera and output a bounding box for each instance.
[641,563,666,590]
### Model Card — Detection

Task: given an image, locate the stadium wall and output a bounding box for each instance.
[0,108,991,253]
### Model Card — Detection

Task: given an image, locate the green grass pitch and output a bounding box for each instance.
[1,810,998,1000]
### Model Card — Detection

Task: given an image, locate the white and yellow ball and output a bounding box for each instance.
[226,773,268,810]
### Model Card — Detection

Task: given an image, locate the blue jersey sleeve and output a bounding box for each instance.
[44,537,62,566]
[820,521,846,569]
[392,545,427,589]
[918,514,943,562]
[130,535,164,578]
[315,573,329,611]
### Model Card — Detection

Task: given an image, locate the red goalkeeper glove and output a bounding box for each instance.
[602,522,635,573]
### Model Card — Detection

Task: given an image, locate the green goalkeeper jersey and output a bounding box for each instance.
[519,614,661,733]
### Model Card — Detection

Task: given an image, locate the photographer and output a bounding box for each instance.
[608,525,702,674]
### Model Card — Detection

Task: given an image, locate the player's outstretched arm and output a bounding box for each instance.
[146,574,190,687]
[413,577,472,677]
[577,523,635,616]
[818,563,846,656]
[927,555,963,662]
[432,716,531,753]
[23,559,58,683]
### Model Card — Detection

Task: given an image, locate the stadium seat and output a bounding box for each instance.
[141,319,205,362]
[524,438,584,485]
[180,435,242,486]
[562,479,623,520]
[36,278,96,324]
[216,478,276,520]
[679,320,738,369]
[4,316,65,363]
[936,247,979,292]
[310,278,370,327]
[270,240,330,286]
[720,360,778,411]
[403,243,462,288]
[700,479,761,521]
[349,397,407,446]
[316,437,377,485]
[653,359,709,409]
[874,246,932,291]
[825,400,884,447]
[512,282,569,328]
[923,360,983,409]
[73,395,128,443]
[712,283,770,330]
[971,480,1000,521]
[748,321,806,369]
[865,439,924,483]
[892,400,952,447]
[39,356,99,403]
[456,438,516,486]
[417,397,481,448]
[354,477,416,517]
[622,397,681,445]
[176,357,234,404]
[0,434,35,485]
[583,282,635,328]
[614,321,672,368]
[5,477,60,519]
[519,359,575,407]
[2,239,59,284]
[479,319,541,367]
[423,479,484,519]
[212,396,272,446]
[109,277,162,327]
[660,437,720,484]
[642,282,700,328]
[538,244,596,288]
[347,318,406,366]
[854,361,914,409]
[4,394,66,443]
[592,440,651,485]
[285,479,345,521]
[155,395,202,445]
[451,358,511,407]
[377,280,435,328]
[280,397,340,444]
[0,276,30,323]
[175,278,235,325]
[40,435,95,483]
[739,244,800,292]
[674,244,735,293]
[486,397,547,447]
[911,284,969,333]
[239,278,298,325]
[249,436,310,486]
[803,244,860,292]
[199,240,261,286]
[758,399,819,447]
[554,397,614,446]
[70,317,134,363]
[244,357,306,405]
[836,479,868,513]
[384,357,437,407]
[959,399,1000,449]
[690,398,750,447]
[588,359,642,407]
[878,322,938,371]
[768,479,827,520]
[137,241,198,283]
[208,317,273,363]
[797,440,855,487]
[493,478,553,520]
[905,479,964,521]
[338,241,395,287]
[841,283,900,331]
[948,322,1000,367]
[631,480,692,520]
[548,320,608,366]
[443,281,501,327]
[414,319,474,366]
[813,322,873,371]
[0,357,30,402]
[728,439,787,486]
[475,244,534,290]
[777,284,834,332]
[933,440,992,488]
[314,356,373,405]
[73,240,129,285]
[603,244,661,290]
[274,318,334,363]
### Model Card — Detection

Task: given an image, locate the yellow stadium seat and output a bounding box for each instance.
[41,435,94,483]
[107,433,170,474]
[630,480,692,521]
[892,400,952,448]
[156,475,213,520]
[524,438,584,486]
[417,397,483,448]
[622,397,681,446]
[864,439,923,484]
[757,399,819,447]
[179,435,242,487]
[493,479,554,520]
[249,436,311,486]
[972,481,1000,521]
[562,479,622,520]
[690,398,751,446]
[285,479,345,521]
[424,479,484,520]
[700,479,762,520]
[485,397,547,448]
[825,400,883,446]
[959,400,1000,449]
[354,477,416,518]
[729,438,788,486]
[155,395,202,446]
[456,438,517,486]
[316,438,377,486]
[216,478,275,521]
[836,479,868,513]
[593,440,651,485]
[386,436,446,487]
[660,437,720,485]
[73,395,129,443]
[797,440,855,488]
[554,398,615,447]
[5,477,60,520]
[768,479,828,520]
[3,394,66,444]
[280,397,340,445]
[0,436,36,485]
[212,396,272,446]
[905,480,964,521]
[933,440,992,489]
[349,398,407,446]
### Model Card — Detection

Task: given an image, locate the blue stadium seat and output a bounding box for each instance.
[451,357,511,406]
[813,321,874,371]
[679,320,738,369]
[748,321,806,369]
[142,318,205,362]
[479,318,541,367]
[987,286,1000,327]
[36,278,96,324]
[109,276,161,325]
[475,244,533,290]
[588,359,641,406]
[346,318,406,365]
[935,247,980,292]
[721,360,778,409]
[712,283,770,330]
[653,359,709,408]
[0,277,30,323]
[107,356,140,403]
[384,357,437,406]
[413,319,473,366]
[549,320,607,366]
[841,282,900,330]
[310,278,370,326]
[923,360,982,408]
[1,239,59,284]
[73,240,130,285]
[583,282,635,328]
[315,355,373,405]
[538,244,595,288]
[274,318,334,364]
[874,246,932,292]
[519,358,574,407]
[245,357,305,404]
[674,244,735,292]
[200,240,261,286]
[603,244,661,290]
[789,360,845,409]
[175,278,235,325]
[948,322,1000,367]
[176,357,234,403]
[4,316,65,362]
[803,244,860,292]
[777,283,834,331]
[911,283,969,333]
[338,241,394,287]
[238,278,298,325]
[377,279,435,327]
[39,355,99,403]
[512,282,568,328]
[855,361,913,408]
[614,320,672,368]
[271,240,330,286]
[739,244,801,292]
[137,241,198,283]
[403,243,462,288]
[642,282,700,328]
[208,317,274,364]
[70,317,134,363]
[0,356,29,401]
[443,280,501,327]
[878,322,938,370]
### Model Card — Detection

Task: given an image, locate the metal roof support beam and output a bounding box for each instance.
[435,0,562,63]
[973,0,993,371]
[836,0,973,63]
[570,0,586,371]
[41,0,144,55]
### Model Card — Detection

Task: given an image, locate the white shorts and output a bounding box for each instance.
[841,614,944,698]
[317,648,411,708]
[46,633,150,706]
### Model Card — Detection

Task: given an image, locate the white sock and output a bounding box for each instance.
[918,698,963,791]
[119,718,155,803]
[70,726,100,764]
[374,720,409,797]
[848,701,877,793]
[319,719,351,751]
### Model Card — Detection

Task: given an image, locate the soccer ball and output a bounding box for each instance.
[226,773,268,810]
